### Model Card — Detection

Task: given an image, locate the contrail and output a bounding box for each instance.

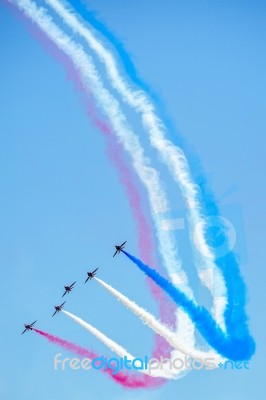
[38,0,198,353]
[10,0,196,364]
[106,140,177,336]
[62,310,176,379]
[10,0,254,372]
[70,4,248,335]
[94,277,223,364]
[45,0,227,325]
[4,0,176,348]
[11,0,194,298]
[33,328,164,388]
[5,0,178,368]
[122,251,255,361]
[57,0,153,97]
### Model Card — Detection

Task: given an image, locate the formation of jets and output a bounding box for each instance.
[22,242,126,333]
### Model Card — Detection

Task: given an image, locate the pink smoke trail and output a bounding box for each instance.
[1,0,176,328]
[3,0,176,378]
[33,328,164,388]
[86,107,177,338]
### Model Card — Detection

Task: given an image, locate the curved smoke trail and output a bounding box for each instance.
[3,0,177,383]
[63,0,251,346]
[6,0,254,382]
[62,310,176,379]
[94,277,222,364]
[33,328,165,388]
[8,0,198,374]
[63,0,249,335]
[42,0,198,355]
[122,251,255,361]
[10,0,194,301]
[45,0,226,326]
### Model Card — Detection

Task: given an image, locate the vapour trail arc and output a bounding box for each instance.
[10,0,197,362]
[4,0,182,384]
[10,0,195,300]
[33,328,164,388]
[62,310,176,379]
[7,0,254,378]
[122,250,255,361]
[55,0,253,342]
[45,0,227,327]
[3,0,176,355]
[62,0,252,342]
[45,0,194,292]
[42,0,198,353]
[94,277,223,364]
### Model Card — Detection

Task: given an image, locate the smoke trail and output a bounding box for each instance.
[45,0,252,343]
[11,0,193,299]
[62,310,176,379]
[63,0,155,97]
[54,1,252,336]
[38,0,197,353]
[4,0,176,353]
[4,0,176,368]
[59,4,219,237]
[33,328,164,388]
[45,0,226,322]
[122,251,255,361]
[94,277,222,363]
[10,0,195,363]
[106,140,177,345]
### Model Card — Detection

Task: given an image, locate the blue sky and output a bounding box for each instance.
[0,0,265,399]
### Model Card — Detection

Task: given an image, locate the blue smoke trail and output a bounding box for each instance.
[70,0,250,340]
[70,0,155,96]
[67,5,233,229]
[68,1,228,229]
[122,251,255,361]
[70,0,190,149]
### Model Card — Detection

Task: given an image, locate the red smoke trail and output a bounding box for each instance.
[1,0,175,333]
[33,328,164,388]
[3,0,176,382]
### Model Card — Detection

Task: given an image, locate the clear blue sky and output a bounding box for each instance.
[0,0,265,399]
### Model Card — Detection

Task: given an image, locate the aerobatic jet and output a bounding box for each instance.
[21,320,37,334]
[113,241,127,257]
[62,281,76,297]
[52,301,66,317]
[84,268,98,283]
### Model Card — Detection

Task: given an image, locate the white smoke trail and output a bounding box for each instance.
[44,0,200,346]
[94,277,223,365]
[11,0,194,298]
[9,1,227,373]
[11,0,196,359]
[45,0,227,327]
[62,309,176,379]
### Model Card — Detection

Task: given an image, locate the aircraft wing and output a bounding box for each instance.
[30,320,37,327]
[113,249,119,257]
[21,329,27,335]
[84,276,89,284]
[92,268,98,274]
[121,241,127,247]
[60,301,66,307]
[70,281,76,288]
[62,291,67,298]
[52,311,57,317]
